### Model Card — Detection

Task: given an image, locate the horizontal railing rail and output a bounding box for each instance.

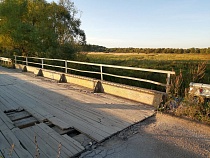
[14,55,175,93]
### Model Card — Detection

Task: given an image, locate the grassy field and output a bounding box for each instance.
[85,53,210,66]
[86,52,210,61]
[73,53,210,93]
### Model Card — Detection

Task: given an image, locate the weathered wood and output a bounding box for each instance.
[0,132,19,158]
[0,88,20,111]
[1,71,137,129]
[38,123,84,155]
[0,116,10,132]
[1,129,33,158]
[23,108,46,122]
[3,81,109,141]
[12,128,49,158]
[62,134,85,151]
[48,117,71,130]
[2,70,149,141]
[14,117,38,129]
[22,127,59,158]
[11,79,125,134]
[51,126,74,135]
[0,66,155,144]
[0,83,52,122]
[31,125,72,158]
[7,111,31,121]
[0,110,15,130]
[0,151,3,157]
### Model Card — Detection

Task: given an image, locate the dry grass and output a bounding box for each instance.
[86,53,210,61]
[174,97,210,125]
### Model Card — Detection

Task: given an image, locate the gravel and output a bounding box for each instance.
[80,113,210,158]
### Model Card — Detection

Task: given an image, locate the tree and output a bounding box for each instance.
[0,0,86,58]
[190,47,195,54]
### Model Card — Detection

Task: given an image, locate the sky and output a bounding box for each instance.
[47,0,210,48]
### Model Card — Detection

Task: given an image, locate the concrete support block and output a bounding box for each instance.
[94,81,104,93]
[37,69,43,76]
[22,66,27,72]
[59,74,67,83]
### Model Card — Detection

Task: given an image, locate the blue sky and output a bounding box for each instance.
[47,0,210,48]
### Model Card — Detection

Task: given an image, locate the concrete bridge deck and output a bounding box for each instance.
[0,66,155,157]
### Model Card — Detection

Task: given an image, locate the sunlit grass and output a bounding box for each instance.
[79,53,210,86]
[86,53,210,62]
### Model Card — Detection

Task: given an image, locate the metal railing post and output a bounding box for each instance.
[26,57,28,66]
[100,65,103,80]
[41,58,44,69]
[14,56,17,64]
[166,73,171,94]
[65,60,67,73]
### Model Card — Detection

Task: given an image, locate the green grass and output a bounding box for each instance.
[76,53,210,91]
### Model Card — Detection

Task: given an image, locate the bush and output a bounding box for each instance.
[174,96,210,125]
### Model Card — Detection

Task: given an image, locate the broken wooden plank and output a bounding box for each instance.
[51,126,75,135]
[14,117,38,129]
[31,125,72,158]
[4,107,24,114]
[38,123,83,156]
[7,111,31,122]
[48,117,71,130]
[24,107,46,122]
[63,134,85,151]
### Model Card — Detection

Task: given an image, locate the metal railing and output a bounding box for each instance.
[14,55,175,93]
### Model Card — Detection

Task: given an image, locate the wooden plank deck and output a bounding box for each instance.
[0,66,155,157]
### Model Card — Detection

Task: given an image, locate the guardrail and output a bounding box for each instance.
[14,55,175,93]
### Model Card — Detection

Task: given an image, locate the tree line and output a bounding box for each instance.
[82,45,210,54]
[0,0,86,59]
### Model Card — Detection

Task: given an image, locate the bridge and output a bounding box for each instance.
[0,56,174,157]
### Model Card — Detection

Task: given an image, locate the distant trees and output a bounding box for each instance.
[82,44,107,52]
[0,0,86,58]
[80,45,210,54]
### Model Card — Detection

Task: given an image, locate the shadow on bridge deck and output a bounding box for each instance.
[0,66,155,158]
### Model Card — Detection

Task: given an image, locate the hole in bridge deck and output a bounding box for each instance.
[44,120,81,136]
[44,120,95,148]
[4,108,40,129]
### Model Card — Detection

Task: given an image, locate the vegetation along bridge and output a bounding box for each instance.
[0,56,174,157]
